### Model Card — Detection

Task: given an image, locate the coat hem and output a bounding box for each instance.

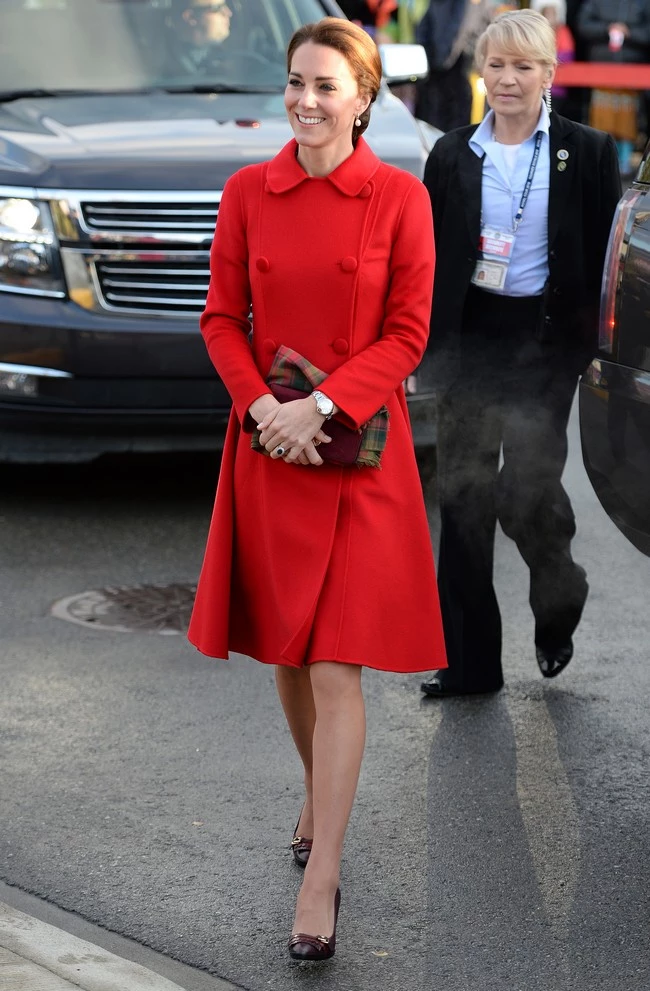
[188,637,447,673]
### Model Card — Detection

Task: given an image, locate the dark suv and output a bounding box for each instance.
[579,152,650,556]
[0,0,437,462]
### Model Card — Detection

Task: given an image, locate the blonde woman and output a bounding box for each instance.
[421,9,621,697]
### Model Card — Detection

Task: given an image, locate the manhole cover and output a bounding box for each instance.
[51,583,196,635]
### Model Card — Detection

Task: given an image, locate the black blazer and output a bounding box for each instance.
[423,112,622,386]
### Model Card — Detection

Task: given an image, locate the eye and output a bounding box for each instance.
[319,83,335,92]
[288,78,302,87]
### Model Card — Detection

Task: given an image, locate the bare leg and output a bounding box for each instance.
[292,661,366,938]
[275,665,316,837]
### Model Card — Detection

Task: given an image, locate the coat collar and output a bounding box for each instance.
[266,136,381,196]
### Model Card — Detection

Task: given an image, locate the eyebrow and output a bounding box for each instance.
[288,72,341,81]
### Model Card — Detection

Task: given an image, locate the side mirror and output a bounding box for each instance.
[378,43,428,84]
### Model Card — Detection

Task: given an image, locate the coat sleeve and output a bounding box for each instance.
[321,180,435,430]
[199,171,272,425]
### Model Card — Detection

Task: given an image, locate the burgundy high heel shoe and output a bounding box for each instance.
[291,809,312,869]
[288,888,341,961]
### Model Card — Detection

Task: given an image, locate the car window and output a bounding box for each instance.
[0,0,328,93]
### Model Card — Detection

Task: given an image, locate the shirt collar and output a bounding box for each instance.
[469,102,550,158]
[266,136,381,195]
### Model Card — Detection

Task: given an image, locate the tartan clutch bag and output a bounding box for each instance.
[250,346,389,469]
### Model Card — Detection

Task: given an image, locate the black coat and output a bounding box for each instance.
[577,0,650,62]
[422,112,622,386]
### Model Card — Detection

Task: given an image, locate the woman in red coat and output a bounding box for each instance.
[188,17,447,960]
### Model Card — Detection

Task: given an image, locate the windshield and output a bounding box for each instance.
[0,0,328,95]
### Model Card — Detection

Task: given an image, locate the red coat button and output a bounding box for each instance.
[256,257,270,273]
[341,256,358,272]
[262,338,277,354]
[332,338,349,354]
[359,184,372,198]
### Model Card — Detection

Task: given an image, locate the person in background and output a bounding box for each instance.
[336,0,398,41]
[530,0,575,117]
[419,9,621,698]
[415,0,493,132]
[173,0,234,73]
[578,0,650,174]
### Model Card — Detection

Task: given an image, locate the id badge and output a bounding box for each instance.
[471,226,514,290]
[471,259,508,290]
[479,227,514,259]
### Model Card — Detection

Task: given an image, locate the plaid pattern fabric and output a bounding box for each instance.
[251,345,389,468]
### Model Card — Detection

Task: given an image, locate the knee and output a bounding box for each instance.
[309,662,362,713]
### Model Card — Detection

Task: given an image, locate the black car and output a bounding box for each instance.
[0,0,437,462]
[579,150,650,556]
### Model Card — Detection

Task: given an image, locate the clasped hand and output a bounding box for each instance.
[252,395,331,466]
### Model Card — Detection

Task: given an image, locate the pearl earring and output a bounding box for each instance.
[355,117,362,127]
[545,87,552,113]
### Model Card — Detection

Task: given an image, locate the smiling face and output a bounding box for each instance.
[483,45,554,121]
[285,42,370,158]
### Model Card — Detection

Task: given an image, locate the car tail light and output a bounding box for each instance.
[599,188,642,353]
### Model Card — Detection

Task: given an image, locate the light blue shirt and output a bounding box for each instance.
[469,103,550,297]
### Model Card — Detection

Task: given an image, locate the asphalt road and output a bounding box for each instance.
[1,408,649,991]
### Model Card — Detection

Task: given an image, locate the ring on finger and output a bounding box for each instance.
[275,445,285,457]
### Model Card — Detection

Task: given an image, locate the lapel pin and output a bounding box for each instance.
[557,149,569,161]
[557,161,567,172]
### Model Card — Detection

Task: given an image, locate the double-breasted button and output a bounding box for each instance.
[341,256,358,272]
[256,257,270,273]
[262,338,277,353]
[359,184,372,198]
[332,338,349,354]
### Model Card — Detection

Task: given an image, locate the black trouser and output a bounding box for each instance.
[436,287,588,688]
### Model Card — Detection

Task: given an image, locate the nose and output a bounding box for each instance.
[299,87,318,108]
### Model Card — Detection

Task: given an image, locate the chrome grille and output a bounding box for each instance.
[95,258,210,313]
[81,199,219,236]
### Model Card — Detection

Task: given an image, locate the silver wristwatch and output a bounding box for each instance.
[311,390,334,419]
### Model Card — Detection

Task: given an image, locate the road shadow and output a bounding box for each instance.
[424,685,650,991]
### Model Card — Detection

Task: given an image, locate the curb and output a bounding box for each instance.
[0,901,189,991]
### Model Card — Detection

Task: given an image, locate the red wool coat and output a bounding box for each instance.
[188,137,447,673]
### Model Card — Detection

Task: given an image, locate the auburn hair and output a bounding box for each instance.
[286,18,383,144]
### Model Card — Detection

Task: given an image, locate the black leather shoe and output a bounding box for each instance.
[421,672,503,697]
[536,640,573,678]
[288,888,341,961]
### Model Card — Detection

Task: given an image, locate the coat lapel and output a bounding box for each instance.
[457,138,483,251]
[548,113,578,250]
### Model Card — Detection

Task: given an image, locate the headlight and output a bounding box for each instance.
[0,197,66,295]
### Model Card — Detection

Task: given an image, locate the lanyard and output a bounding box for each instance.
[512,130,543,233]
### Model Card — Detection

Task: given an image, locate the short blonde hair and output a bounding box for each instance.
[475,9,557,73]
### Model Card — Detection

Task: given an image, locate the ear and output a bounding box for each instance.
[355,95,371,117]
[545,64,556,89]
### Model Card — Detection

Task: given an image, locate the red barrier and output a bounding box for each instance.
[554,62,650,89]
